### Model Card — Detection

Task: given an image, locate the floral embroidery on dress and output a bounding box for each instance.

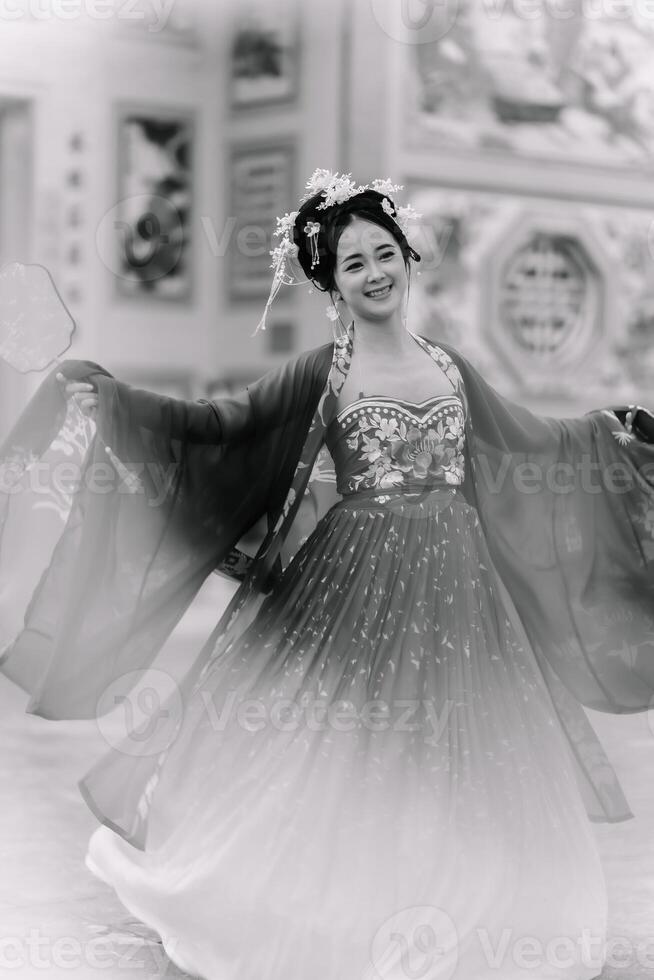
[340,399,466,492]
[217,322,466,663]
[0,443,41,489]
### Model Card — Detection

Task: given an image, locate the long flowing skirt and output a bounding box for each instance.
[85,488,608,980]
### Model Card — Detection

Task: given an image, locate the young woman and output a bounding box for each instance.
[2,172,654,980]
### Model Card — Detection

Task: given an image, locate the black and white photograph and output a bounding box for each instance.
[0,2,654,979]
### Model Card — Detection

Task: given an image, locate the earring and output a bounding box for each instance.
[326,294,341,322]
[326,295,347,344]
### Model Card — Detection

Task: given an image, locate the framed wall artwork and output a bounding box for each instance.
[404,0,654,176]
[112,103,195,302]
[229,0,300,111]
[226,140,296,302]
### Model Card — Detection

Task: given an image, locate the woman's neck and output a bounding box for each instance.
[351,317,415,358]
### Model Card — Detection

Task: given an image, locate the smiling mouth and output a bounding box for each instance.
[365,284,392,298]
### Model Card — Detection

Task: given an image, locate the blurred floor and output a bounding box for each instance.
[0,576,652,979]
[0,573,237,980]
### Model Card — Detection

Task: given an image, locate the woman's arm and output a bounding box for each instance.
[58,342,331,446]
[58,368,260,445]
[107,381,252,445]
[57,371,230,444]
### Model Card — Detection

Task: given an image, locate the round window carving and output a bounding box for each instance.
[500,234,588,355]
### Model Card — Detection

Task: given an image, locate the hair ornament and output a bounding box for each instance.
[304,220,321,268]
[253,169,422,335]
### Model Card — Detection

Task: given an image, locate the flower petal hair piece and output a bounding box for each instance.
[253,169,422,335]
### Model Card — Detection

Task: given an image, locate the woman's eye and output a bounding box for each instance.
[347,252,395,272]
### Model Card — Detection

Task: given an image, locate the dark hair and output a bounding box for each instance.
[291,188,421,295]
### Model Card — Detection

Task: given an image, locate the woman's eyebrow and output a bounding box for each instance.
[341,244,395,264]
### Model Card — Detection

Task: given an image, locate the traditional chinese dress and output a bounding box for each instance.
[1,324,654,980]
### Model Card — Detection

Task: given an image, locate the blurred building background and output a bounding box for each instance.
[3,2,654,963]
[0,0,654,442]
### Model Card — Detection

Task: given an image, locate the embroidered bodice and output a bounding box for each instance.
[326,392,466,496]
[321,337,468,497]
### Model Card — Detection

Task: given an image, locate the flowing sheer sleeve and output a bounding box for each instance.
[440,346,654,822]
[0,346,330,720]
[88,380,254,445]
[450,349,654,711]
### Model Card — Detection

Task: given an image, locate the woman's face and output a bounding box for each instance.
[332,216,408,323]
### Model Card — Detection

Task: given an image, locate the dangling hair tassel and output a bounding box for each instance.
[305,221,321,269]
[252,236,299,336]
[253,303,272,337]
[252,269,284,336]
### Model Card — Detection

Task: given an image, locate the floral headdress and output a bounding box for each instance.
[253,169,422,335]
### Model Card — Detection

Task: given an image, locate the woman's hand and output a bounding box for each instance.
[56,372,98,420]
